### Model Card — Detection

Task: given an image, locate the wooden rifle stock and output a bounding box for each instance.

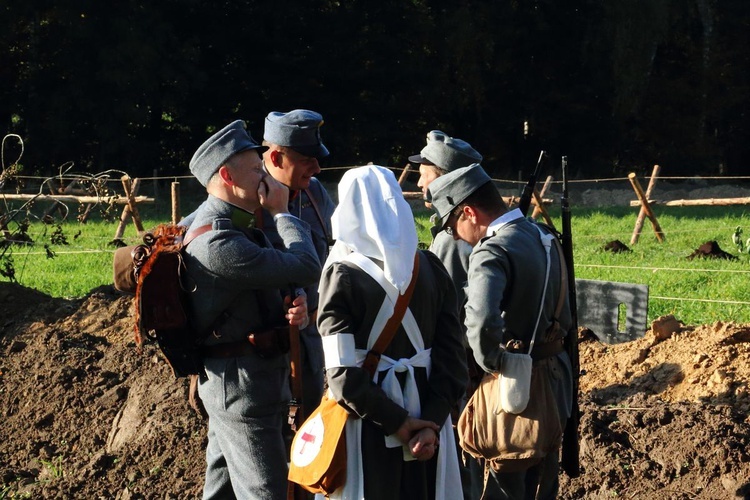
[287,288,308,500]
[560,156,580,477]
[288,288,305,432]
[517,150,547,216]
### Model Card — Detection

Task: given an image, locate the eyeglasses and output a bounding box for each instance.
[444,206,463,236]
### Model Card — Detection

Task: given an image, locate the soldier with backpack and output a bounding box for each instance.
[183,120,321,499]
[184,110,335,428]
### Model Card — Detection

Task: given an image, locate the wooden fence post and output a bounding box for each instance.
[630,165,661,245]
[171,182,180,225]
[397,164,412,186]
[112,176,145,241]
[628,172,665,243]
[531,175,554,220]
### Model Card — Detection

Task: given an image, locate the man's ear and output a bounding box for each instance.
[218,165,234,186]
[268,149,283,168]
[464,204,485,224]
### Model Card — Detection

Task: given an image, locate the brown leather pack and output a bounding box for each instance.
[112,223,211,377]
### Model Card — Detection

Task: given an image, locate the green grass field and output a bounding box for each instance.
[3,194,750,326]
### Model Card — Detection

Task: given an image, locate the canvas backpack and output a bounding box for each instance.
[113,223,211,377]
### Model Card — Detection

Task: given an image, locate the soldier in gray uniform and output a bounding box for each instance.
[410,130,482,318]
[182,110,335,423]
[427,164,574,500]
[410,130,483,499]
[260,109,336,418]
[183,120,321,499]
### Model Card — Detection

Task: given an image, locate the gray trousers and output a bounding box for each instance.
[200,356,290,500]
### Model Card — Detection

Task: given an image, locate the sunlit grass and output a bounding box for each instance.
[3,197,750,326]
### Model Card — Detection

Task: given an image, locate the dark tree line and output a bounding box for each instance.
[1,0,748,181]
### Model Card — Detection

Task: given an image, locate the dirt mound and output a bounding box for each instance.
[0,283,205,498]
[687,241,738,261]
[1,282,750,498]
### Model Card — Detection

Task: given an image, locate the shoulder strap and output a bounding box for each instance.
[304,187,332,247]
[361,252,420,377]
[183,224,212,247]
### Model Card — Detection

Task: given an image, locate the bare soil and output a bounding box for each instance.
[1,282,749,499]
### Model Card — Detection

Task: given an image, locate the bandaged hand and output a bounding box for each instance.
[284,290,309,329]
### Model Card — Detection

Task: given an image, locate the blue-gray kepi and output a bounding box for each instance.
[426,163,491,229]
[408,130,483,172]
[264,109,329,159]
[190,120,265,187]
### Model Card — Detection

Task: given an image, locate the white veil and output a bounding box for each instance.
[324,165,418,294]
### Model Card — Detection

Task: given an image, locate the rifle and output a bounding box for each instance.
[559,156,580,477]
[287,287,308,500]
[287,287,305,432]
[517,150,547,216]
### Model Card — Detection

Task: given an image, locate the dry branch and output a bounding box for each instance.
[0,194,154,204]
[630,197,750,207]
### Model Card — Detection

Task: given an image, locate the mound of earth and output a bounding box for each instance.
[1,282,749,499]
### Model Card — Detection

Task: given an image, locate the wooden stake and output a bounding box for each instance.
[531,175,554,220]
[171,182,180,225]
[630,165,661,245]
[122,176,145,233]
[112,177,145,240]
[153,168,159,203]
[533,191,556,230]
[628,173,664,243]
[397,164,412,186]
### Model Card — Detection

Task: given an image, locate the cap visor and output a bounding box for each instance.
[408,154,434,165]
[290,143,329,160]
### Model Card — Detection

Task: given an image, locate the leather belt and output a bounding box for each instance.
[530,337,565,361]
[202,336,255,359]
[202,326,291,359]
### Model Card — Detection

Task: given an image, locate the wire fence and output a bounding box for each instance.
[4,165,750,318]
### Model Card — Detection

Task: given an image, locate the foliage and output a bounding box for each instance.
[0,1,748,179]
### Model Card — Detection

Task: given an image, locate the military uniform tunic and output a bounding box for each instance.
[184,194,321,500]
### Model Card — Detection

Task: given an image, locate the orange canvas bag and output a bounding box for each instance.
[288,392,349,495]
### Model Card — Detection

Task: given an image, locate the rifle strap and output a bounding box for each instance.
[304,187,332,248]
[253,189,331,248]
[361,252,420,378]
[551,237,568,320]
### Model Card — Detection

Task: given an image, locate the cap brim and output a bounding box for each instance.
[436,211,451,230]
[290,143,330,160]
[408,154,434,165]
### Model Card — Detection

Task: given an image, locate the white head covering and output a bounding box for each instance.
[324,165,418,294]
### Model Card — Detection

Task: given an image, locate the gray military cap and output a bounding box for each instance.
[408,130,483,172]
[264,109,329,159]
[426,163,492,229]
[189,120,265,187]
